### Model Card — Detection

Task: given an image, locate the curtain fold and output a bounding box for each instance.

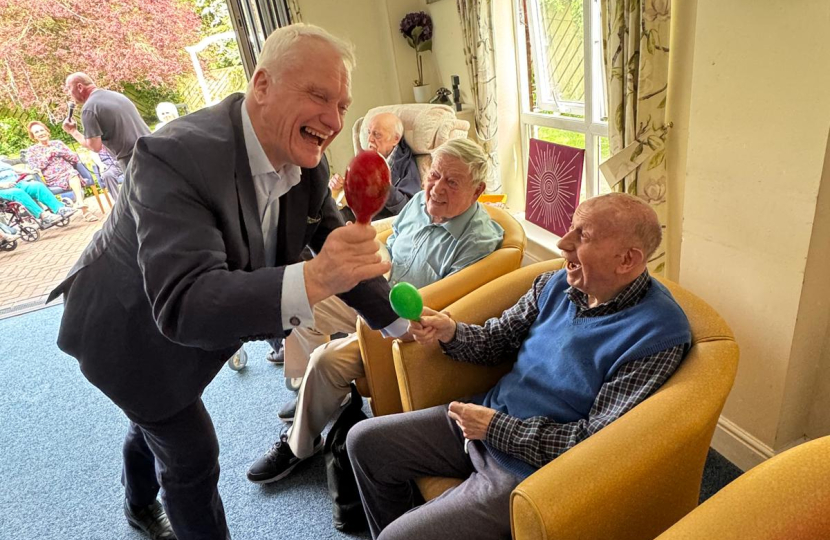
[599,0,671,274]
[456,0,501,192]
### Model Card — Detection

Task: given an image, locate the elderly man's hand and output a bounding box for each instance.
[328,173,345,191]
[408,307,457,345]
[304,222,391,306]
[447,401,496,441]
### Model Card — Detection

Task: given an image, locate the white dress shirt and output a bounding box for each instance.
[241,103,313,331]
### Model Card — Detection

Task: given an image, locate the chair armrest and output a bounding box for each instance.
[510,340,740,540]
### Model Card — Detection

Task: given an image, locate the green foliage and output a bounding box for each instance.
[122,83,184,125]
[0,117,29,158]
[0,113,73,158]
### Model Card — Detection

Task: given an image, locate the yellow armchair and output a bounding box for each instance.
[392,259,740,540]
[654,435,830,540]
[354,204,526,417]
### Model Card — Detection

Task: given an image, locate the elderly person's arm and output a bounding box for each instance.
[433,271,556,364]
[55,141,80,165]
[480,344,686,468]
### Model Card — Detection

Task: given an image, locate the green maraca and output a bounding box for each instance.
[389,282,423,321]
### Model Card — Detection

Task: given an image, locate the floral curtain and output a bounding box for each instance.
[456,0,500,192]
[599,0,671,274]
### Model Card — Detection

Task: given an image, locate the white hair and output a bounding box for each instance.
[431,138,490,187]
[246,23,356,92]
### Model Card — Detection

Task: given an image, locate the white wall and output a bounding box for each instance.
[678,0,830,469]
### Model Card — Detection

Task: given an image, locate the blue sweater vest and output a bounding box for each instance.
[476,271,692,478]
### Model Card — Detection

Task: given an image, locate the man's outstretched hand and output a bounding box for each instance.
[408,307,457,345]
[447,401,496,441]
[304,222,390,306]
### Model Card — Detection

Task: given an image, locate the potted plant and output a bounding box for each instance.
[400,11,434,103]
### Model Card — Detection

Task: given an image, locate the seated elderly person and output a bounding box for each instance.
[26,121,98,221]
[92,147,124,197]
[347,192,693,540]
[330,112,420,221]
[247,138,504,484]
[0,160,76,227]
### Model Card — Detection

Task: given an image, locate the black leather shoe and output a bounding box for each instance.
[266,342,285,364]
[124,498,177,540]
[247,433,323,484]
[278,398,297,421]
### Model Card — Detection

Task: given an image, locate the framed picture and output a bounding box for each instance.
[525,138,584,237]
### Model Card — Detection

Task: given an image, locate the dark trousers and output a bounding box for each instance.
[347,405,521,540]
[123,398,229,540]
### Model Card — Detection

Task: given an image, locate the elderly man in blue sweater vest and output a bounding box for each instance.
[347,192,692,540]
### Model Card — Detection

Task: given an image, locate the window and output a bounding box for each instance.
[226,0,292,78]
[515,0,608,203]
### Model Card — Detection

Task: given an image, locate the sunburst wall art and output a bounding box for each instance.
[525,139,585,237]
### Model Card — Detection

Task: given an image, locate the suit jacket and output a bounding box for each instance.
[375,136,421,220]
[51,93,397,422]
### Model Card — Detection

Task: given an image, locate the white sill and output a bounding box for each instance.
[512,212,563,264]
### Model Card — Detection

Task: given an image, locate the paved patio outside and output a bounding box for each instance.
[0,200,107,318]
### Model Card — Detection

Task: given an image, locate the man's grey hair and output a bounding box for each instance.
[431,138,490,187]
[246,23,356,92]
[591,192,662,258]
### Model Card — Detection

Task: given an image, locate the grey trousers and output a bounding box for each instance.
[347,404,522,540]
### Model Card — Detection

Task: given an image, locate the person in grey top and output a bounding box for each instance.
[62,72,150,170]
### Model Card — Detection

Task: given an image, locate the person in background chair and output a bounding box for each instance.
[329,112,420,221]
[0,159,76,228]
[268,111,423,364]
[347,192,692,540]
[25,121,98,221]
[247,138,504,485]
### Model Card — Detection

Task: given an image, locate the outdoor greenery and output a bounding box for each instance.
[0,0,243,156]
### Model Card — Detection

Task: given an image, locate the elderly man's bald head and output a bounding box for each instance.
[65,72,97,104]
[582,192,662,258]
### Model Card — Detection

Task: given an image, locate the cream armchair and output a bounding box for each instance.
[354,205,526,417]
[352,103,470,184]
[392,259,740,540]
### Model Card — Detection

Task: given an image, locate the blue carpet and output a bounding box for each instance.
[0,305,741,539]
[0,305,369,540]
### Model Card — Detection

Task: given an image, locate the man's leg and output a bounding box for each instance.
[347,405,476,538]
[18,180,63,213]
[288,334,364,458]
[283,294,360,378]
[0,187,44,218]
[130,398,229,540]
[247,333,365,484]
[376,442,521,540]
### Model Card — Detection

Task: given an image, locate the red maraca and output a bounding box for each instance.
[344,150,391,224]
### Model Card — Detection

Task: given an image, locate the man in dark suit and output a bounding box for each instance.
[49,24,401,540]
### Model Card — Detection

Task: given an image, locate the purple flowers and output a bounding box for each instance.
[399,11,434,86]
[400,11,433,43]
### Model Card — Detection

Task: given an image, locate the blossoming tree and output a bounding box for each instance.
[0,0,201,119]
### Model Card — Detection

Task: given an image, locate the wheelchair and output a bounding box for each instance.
[0,200,43,241]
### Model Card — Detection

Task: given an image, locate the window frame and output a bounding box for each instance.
[514,0,609,203]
